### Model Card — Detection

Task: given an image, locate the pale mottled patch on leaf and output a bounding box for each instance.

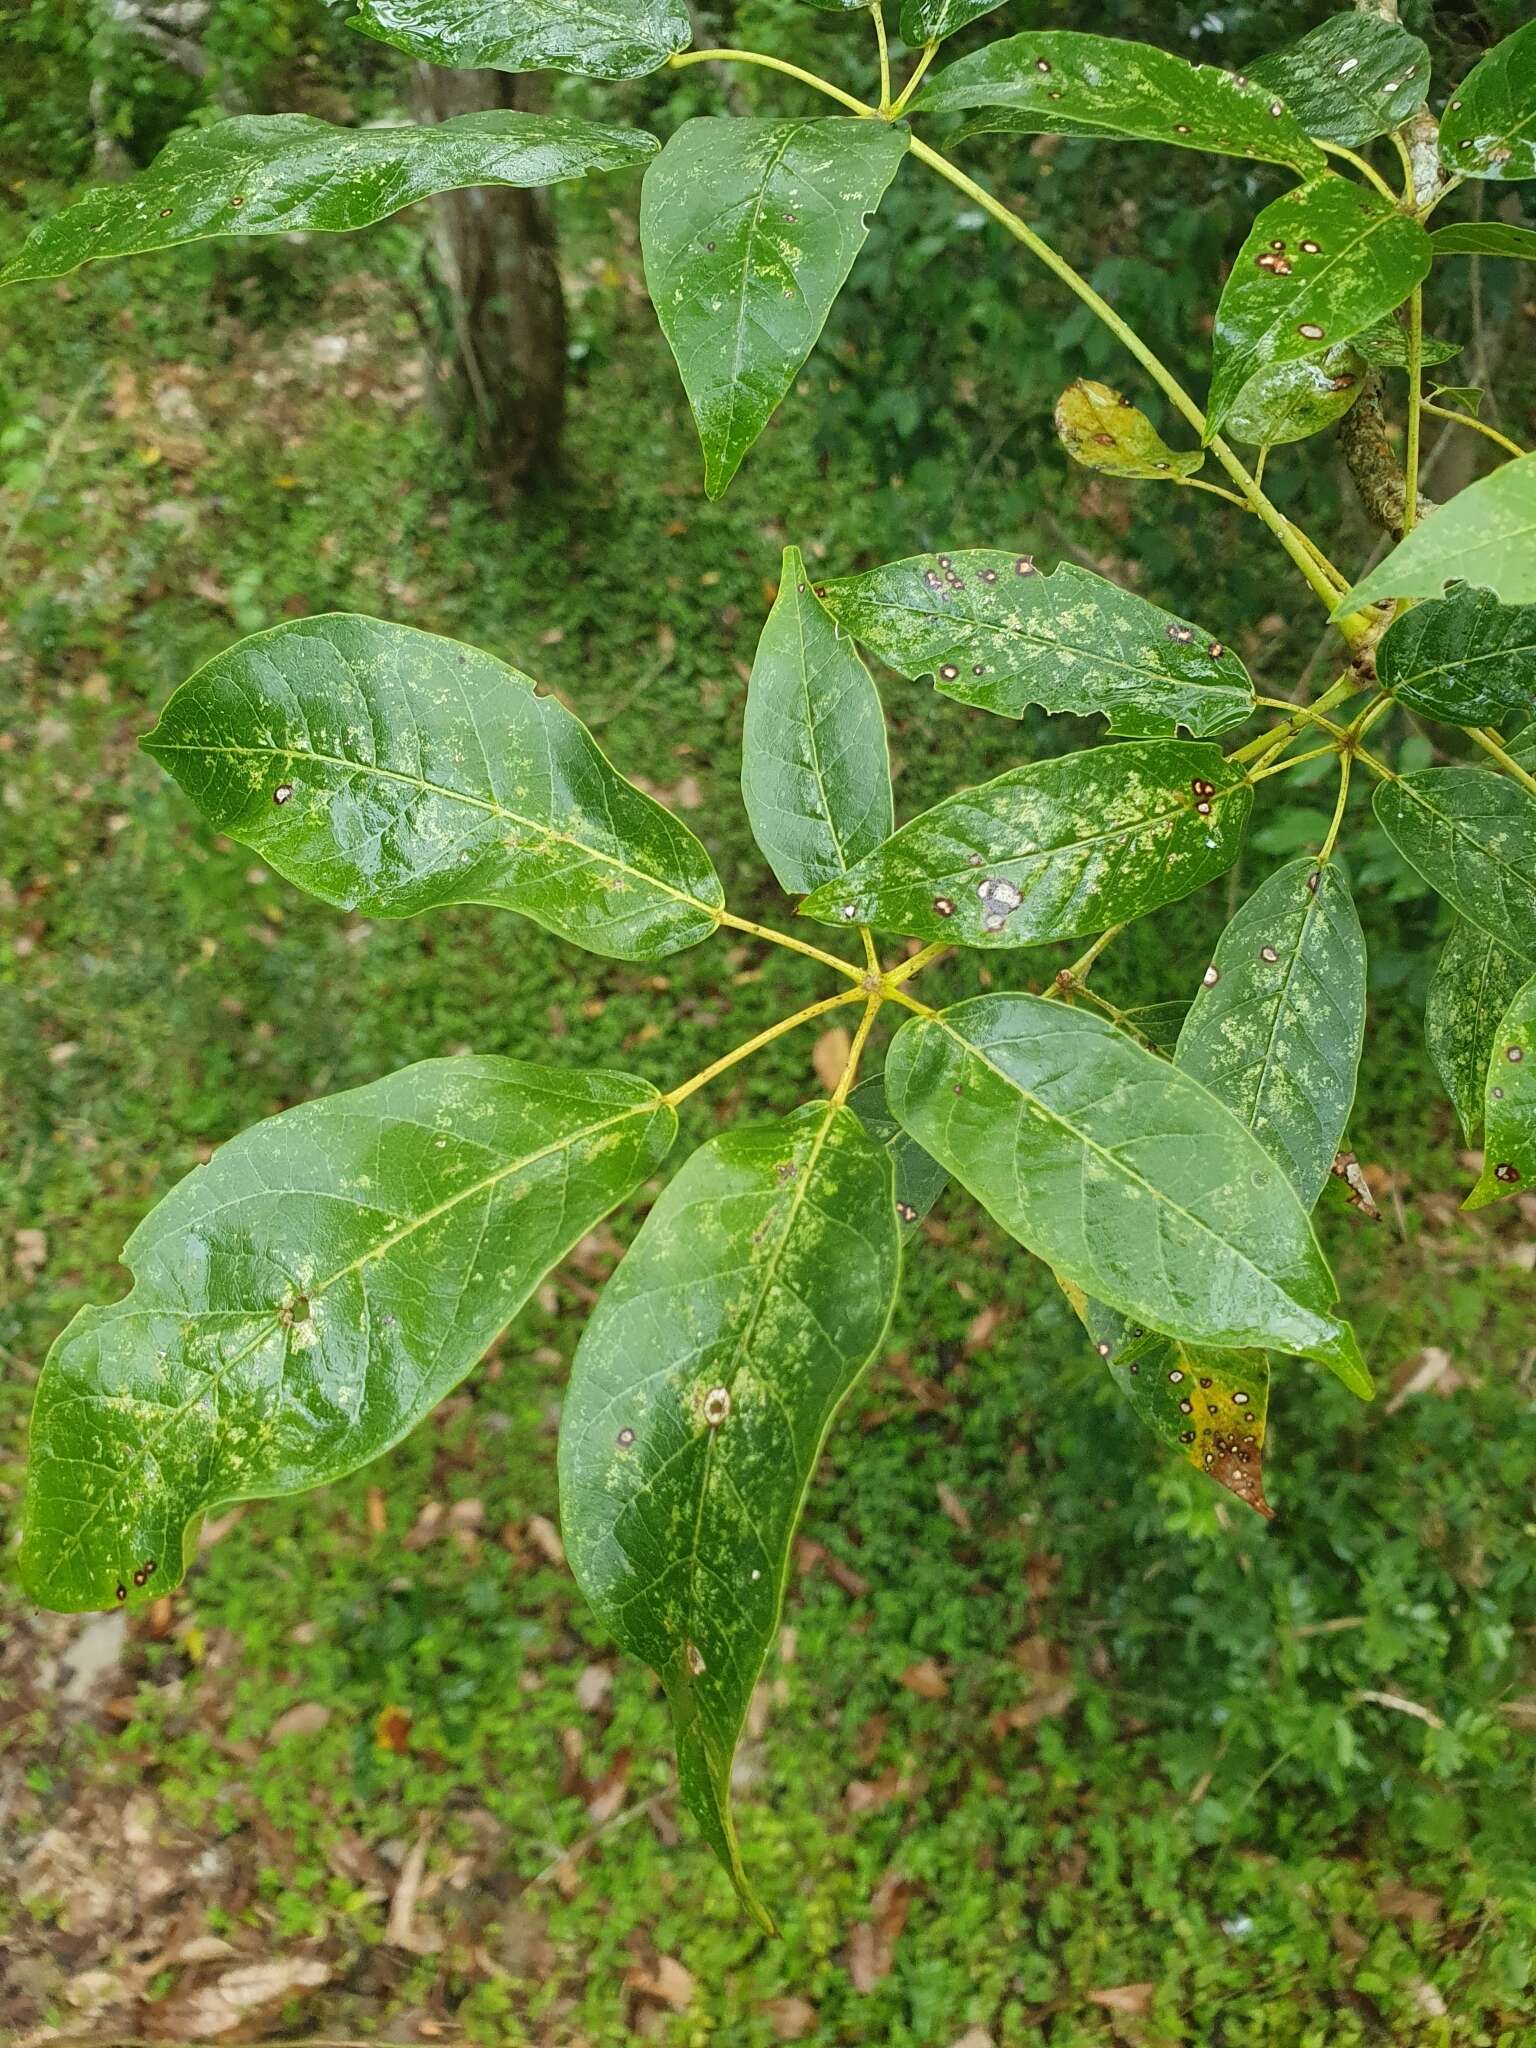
[1464,971,1536,1209]
[1373,769,1536,965]
[1248,14,1429,148]
[1376,585,1536,729]
[1425,919,1529,1144]
[1225,346,1366,451]
[1438,20,1536,182]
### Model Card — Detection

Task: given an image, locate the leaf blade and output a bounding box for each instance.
[142,614,724,963]
[1431,222,1536,262]
[1439,21,1536,182]
[1425,918,1529,1143]
[349,0,692,80]
[1248,14,1430,148]
[1372,767,1536,963]
[1377,584,1536,727]
[898,0,1004,47]
[1464,971,1536,1208]
[1332,453,1536,612]
[23,1058,677,1612]
[1054,379,1204,480]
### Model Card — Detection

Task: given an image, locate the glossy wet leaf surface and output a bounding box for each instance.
[1248,13,1429,148]
[1206,177,1432,437]
[916,30,1325,173]
[559,1102,900,1931]
[1175,858,1366,1210]
[813,550,1253,736]
[349,0,691,79]
[1053,378,1203,479]
[1061,1281,1271,1518]
[886,995,1367,1385]
[1224,346,1366,450]
[22,1057,676,1613]
[0,113,659,286]
[1464,971,1536,1209]
[1431,222,1536,261]
[1377,584,1536,728]
[1373,767,1536,964]
[801,740,1251,948]
[847,1071,950,1227]
[1350,320,1461,371]
[741,547,892,896]
[898,0,1004,46]
[1425,918,1529,1143]
[1440,20,1536,182]
[143,614,723,962]
[641,118,909,499]
[1334,455,1536,612]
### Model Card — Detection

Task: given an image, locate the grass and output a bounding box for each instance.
[2,179,1535,2048]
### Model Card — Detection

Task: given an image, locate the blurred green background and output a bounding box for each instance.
[2,2,1534,2042]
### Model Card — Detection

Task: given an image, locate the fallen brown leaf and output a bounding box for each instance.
[1088,1982,1155,2015]
[898,1657,948,1700]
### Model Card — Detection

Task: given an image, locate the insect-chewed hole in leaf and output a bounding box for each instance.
[279,1293,310,1327]
[1167,624,1195,644]
[115,1582,127,1602]
[1015,555,1037,576]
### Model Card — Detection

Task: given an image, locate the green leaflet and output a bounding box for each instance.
[1334,456,1536,613]
[1053,378,1204,480]
[348,0,691,79]
[848,1071,951,1227]
[22,1058,676,1613]
[1059,1281,1271,1518]
[915,30,1325,174]
[1224,346,1367,451]
[1207,178,1432,439]
[898,0,1004,46]
[1440,21,1536,182]
[800,740,1252,949]
[143,614,723,963]
[813,550,1254,736]
[1425,919,1529,1144]
[1464,972,1536,1209]
[885,995,1369,1388]
[1116,998,1191,1054]
[1175,858,1367,1211]
[1377,584,1536,728]
[1351,321,1461,371]
[1248,14,1430,148]
[0,114,658,286]
[1372,768,1536,964]
[1431,223,1536,262]
[641,118,910,499]
[741,548,893,896]
[559,1102,901,1931]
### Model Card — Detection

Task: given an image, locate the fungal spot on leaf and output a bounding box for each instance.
[1015,555,1038,576]
[1494,1162,1522,1184]
[1259,945,1280,964]
[923,568,943,591]
[1168,1369,1185,1384]
[685,1642,707,1676]
[1179,1399,1193,1414]
[133,1568,147,1586]
[158,208,172,218]
[976,876,1022,931]
[1034,57,1051,73]
[115,1583,127,1602]
[1338,56,1359,75]
[229,196,245,208]
[1207,642,1224,659]
[933,896,956,917]
[939,664,960,681]
[1096,1340,1112,1358]
[1300,239,1321,255]
[896,1200,918,1223]
[702,1386,731,1427]
[617,1427,635,1448]
[1298,322,1325,341]
[938,555,952,570]
[1507,1046,1525,1063]
[1203,965,1220,987]
[980,568,998,584]
[1167,624,1195,644]
[1307,870,1321,894]
[840,903,858,921]
[273,783,294,805]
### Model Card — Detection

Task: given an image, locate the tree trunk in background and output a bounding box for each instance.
[409,65,567,500]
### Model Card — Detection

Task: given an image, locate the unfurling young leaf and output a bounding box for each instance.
[1053,379,1203,480]
[349,0,692,80]
[885,995,1369,1389]
[1248,13,1430,148]
[1463,972,1536,1209]
[1206,177,1433,438]
[915,31,1325,174]
[143,614,724,962]
[1372,768,1536,963]
[559,1103,901,1931]
[1060,1281,1272,1518]
[898,0,1005,47]
[1224,348,1366,452]
[741,548,893,895]
[1376,585,1536,728]
[1333,453,1536,613]
[801,740,1252,948]
[0,114,659,286]
[1439,20,1536,182]
[1175,859,1367,1210]
[22,1059,677,1612]
[641,118,910,498]
[1425,920,1530,1144]
[1431,223,1536,262]
[848,1071,951,1227]
[813,550,1254,735]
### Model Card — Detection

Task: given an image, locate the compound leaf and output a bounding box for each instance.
[349,0,691,79]
[1440,21,1536,182]
[0,113,659,286]
[1225,346,1367,450]
[1425,918,1529,1143]
[1377,584,1536,727]
[1060,1280,1271,1517]
[1054,378,1203,480]
[916,30,1325,174]
[813,549,1254,736]
[898,0,1004,46]
[848,1071,951,1226]
[886,995,1369,1388]
[1333,453,1536,613]
[143,615,723,963]
[1175,858,1366,1210]
[1372,767,1536,963]
[1207,177,1432,438]
[1248,13,1430,148]
[742,548,893,896]
[22,1058,677,1613]
[560,1102,901,1931]
[1431,222,1536,262]
[1464,971,1536,1208]
[641,117,909,499]
[800,740,1252,949]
